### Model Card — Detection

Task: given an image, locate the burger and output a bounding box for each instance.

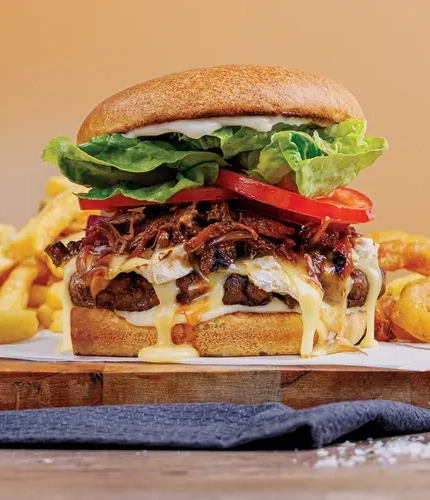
[42,64,388,362]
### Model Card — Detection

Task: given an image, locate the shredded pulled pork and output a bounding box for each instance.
[45,201,359,284]
[46,240,83,267]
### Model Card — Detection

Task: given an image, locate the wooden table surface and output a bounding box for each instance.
[1,358,430,410]
[2,434,430,499]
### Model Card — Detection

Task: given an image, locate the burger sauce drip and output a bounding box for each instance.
[137,281,199,363]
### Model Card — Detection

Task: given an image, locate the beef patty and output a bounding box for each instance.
[69,266,385,312]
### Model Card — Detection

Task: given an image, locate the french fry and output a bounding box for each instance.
[0,310,38,344]
[49,310,63,333]
[32,260,54,285]
[0,260,41,310]
[43,253,64,279]
[63,213,95,235]
[0,253,15,279]
[28,285,49,308]
[37,303,53,329]
[4,190,82,261]
[0,225,18,280]
[44,176,78,198]
[46,281,63,311]
[0,224,17,246]
[0,175,90,344]
[61,231,85,245]
[39,199,49,212]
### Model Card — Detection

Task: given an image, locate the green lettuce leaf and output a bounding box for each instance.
[42,134,226,200]
[78,162,219,203]
[42,119,387,201]
[179,122,295,158]
[246,119,388,198]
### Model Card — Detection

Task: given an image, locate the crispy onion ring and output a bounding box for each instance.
[391,277,430,343]
[369,230,430,275]
[375,272,425,343]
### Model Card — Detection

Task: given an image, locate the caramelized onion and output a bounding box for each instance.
[195,230,256,256]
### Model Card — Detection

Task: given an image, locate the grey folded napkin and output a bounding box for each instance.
[0,400,429,450]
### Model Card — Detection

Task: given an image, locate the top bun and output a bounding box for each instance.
[77,64,364,144]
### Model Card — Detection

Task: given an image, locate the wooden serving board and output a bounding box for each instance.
[0,359,429,410]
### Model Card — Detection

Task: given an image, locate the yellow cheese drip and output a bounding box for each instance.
[276,259,324,358]
[138,281,198,363]
[357,257,382,349]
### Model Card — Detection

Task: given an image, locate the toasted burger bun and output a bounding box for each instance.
[77,64,364,144]
[70,306,367,357]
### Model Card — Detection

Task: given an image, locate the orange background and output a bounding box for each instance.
[1,0,426,235]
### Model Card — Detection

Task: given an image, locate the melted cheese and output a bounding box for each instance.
[318,275,352,342]
[61,257,77,353]
[242,257,293,294]
[275,259,324,357]
[123,116,328,140]
[118,297,294,326]
[137,281,199,363]
[352,238,382,349]
[94,245,192,285]
[61,237,381,361]
[119,257,323,358]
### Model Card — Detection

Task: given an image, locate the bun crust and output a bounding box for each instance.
[77,64,364,143]
[70,306,367,357]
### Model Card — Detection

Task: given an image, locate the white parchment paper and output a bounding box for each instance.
[0,330,429,370]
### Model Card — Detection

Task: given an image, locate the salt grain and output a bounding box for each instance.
[314,456,339,469]
[316,449,329,457]
[313,435,430,469]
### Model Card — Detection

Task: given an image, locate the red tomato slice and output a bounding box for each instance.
[78,186,239,211]
[216,170,374,224]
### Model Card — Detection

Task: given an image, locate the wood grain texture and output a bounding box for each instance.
[0,359,428,410]
[1,435,430,499]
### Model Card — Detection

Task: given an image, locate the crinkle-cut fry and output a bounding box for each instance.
[44,175,80,198]
[4,190,82,262]
[0,310,38,344]
[391,277,430,343]
[46,281,63,311]
[28,284,49,308]
[0,224,17,246]
[0,259,41,310]
[49,310,63,333]
[37,303,53,329]
[369,230,430,275]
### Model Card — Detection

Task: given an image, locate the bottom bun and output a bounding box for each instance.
[70,306,367,357]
